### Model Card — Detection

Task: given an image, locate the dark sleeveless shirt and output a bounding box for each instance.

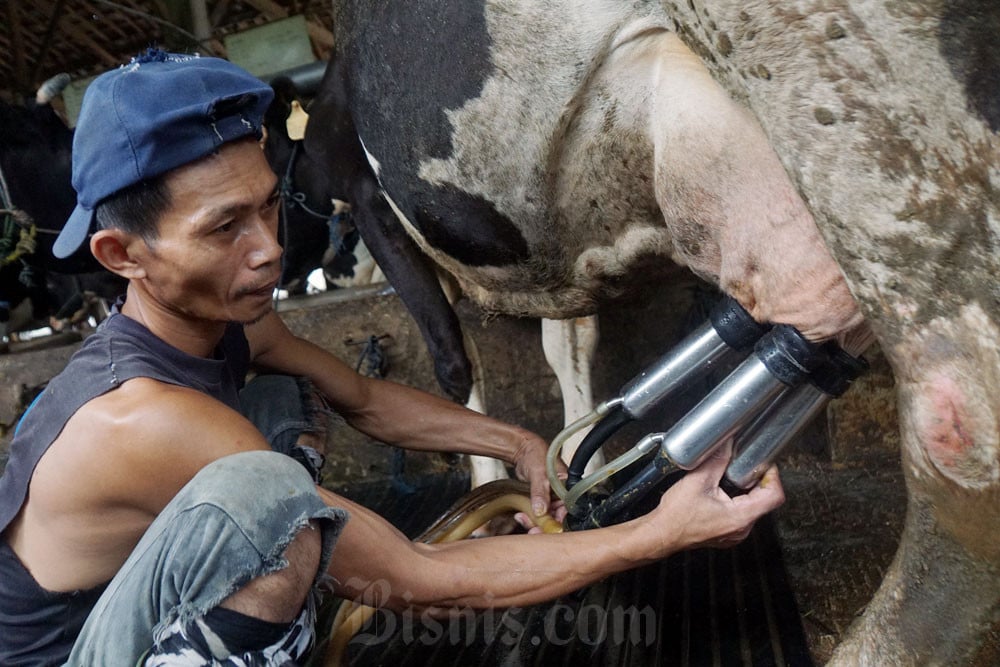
[0,307,250,665]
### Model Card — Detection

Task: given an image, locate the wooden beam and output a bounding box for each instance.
[7,0,29,94]
[112,0,155,39]
[189,0,212,41]
[305,19,334,50]
[69,12,122,68]
[237,0,334,55]
[141,0,223,56]
[240,0,288,20]
[209,0,232,29]
[151,0,171,18]
[28,0,67,85]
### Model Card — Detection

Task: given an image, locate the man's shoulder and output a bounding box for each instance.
[68,377,268,462]
[89,376,250,428]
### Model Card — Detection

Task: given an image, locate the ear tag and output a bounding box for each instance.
[286,100,310,140]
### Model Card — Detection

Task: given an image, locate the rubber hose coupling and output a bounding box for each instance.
[755,324,826,386]
[810,343,869,397]
[710,296,771,352]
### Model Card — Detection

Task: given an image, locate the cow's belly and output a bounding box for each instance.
[386,28,862,343]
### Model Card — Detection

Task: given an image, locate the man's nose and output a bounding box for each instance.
[248,216,283,268]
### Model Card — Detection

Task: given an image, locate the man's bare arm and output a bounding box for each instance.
[320,450,785,612]
[246,312,537,454]
[10,379,274,591]
[245,312,559,514]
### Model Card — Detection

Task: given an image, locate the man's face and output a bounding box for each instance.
[135,138,283,325]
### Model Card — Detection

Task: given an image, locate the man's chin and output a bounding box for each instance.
[231,302,274,326]
[239,314,268,326]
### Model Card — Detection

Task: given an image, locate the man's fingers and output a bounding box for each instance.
[755,464,782,491]
[513,512,545,534]
[686,440,733,492]
[739,465,785,514]
[512,436,561,517]
[526,468,552,516]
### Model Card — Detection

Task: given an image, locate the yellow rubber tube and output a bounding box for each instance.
[545,399,622,501]
[563,433,663,515]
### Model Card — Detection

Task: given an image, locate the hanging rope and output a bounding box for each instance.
[0,162,38,268]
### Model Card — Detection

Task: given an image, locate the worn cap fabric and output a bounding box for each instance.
[54,49,275,258]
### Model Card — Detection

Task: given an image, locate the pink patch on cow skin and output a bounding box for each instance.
[917,374,978,475]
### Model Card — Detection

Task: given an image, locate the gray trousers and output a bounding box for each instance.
[66,376,346,666]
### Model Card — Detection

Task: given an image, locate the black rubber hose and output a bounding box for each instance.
[565,406,631,489]
[811,343,868,396]
[583,453,674,528]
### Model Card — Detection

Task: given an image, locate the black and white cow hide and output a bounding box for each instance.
[303,2,1000,663]
[0,96,125,336]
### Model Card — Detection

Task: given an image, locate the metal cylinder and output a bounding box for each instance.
[620,321,732,420]
[619,296,768,421]
[660,355,790,469]
[660,324,824,470]
[725,384,831,490]
[724,343,868,490]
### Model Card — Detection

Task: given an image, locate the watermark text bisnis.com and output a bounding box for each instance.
[342,581,657,649]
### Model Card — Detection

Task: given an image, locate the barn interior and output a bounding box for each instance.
[0,1,335,106]
[0,2,945,666]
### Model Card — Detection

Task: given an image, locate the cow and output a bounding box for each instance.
[262,76,387,294]
[0,85,125,338]
[301,2,999,663]
[263,76,338,295]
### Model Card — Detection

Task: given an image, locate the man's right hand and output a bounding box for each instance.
[323,440,785,613]
[644,441,785,555]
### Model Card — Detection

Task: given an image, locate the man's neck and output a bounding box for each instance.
[119,285,228,358]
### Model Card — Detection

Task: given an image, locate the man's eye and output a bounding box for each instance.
[213,221,234,234]
[264,192,281,209]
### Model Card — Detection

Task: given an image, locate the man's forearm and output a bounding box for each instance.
[402,526,657,610]
[318,447,785,617]
[249,319,531,463]
[341,377,533,462]
[320,487,666,612]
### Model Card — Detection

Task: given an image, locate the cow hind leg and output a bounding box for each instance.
[831,305,1000,665]
[468,315,603,529]
[462,329,516,538]
[438,271,510,491]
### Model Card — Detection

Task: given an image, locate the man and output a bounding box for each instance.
[0,51,784,666]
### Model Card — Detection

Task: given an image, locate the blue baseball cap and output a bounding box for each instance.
[54,49,275,258]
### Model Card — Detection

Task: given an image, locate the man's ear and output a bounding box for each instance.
[90,229,147,279]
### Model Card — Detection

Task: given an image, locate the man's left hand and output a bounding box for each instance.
[511,434,568,532]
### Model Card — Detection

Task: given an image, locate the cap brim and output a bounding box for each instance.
[53,204,95,259]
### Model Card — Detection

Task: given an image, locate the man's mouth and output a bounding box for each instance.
[243,277,280,297]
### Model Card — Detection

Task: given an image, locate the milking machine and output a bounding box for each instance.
[545,296,867,531]
[325,299,866,659]
[561,296,771,488]
[546,296,769,501]
[722,344,867,491]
